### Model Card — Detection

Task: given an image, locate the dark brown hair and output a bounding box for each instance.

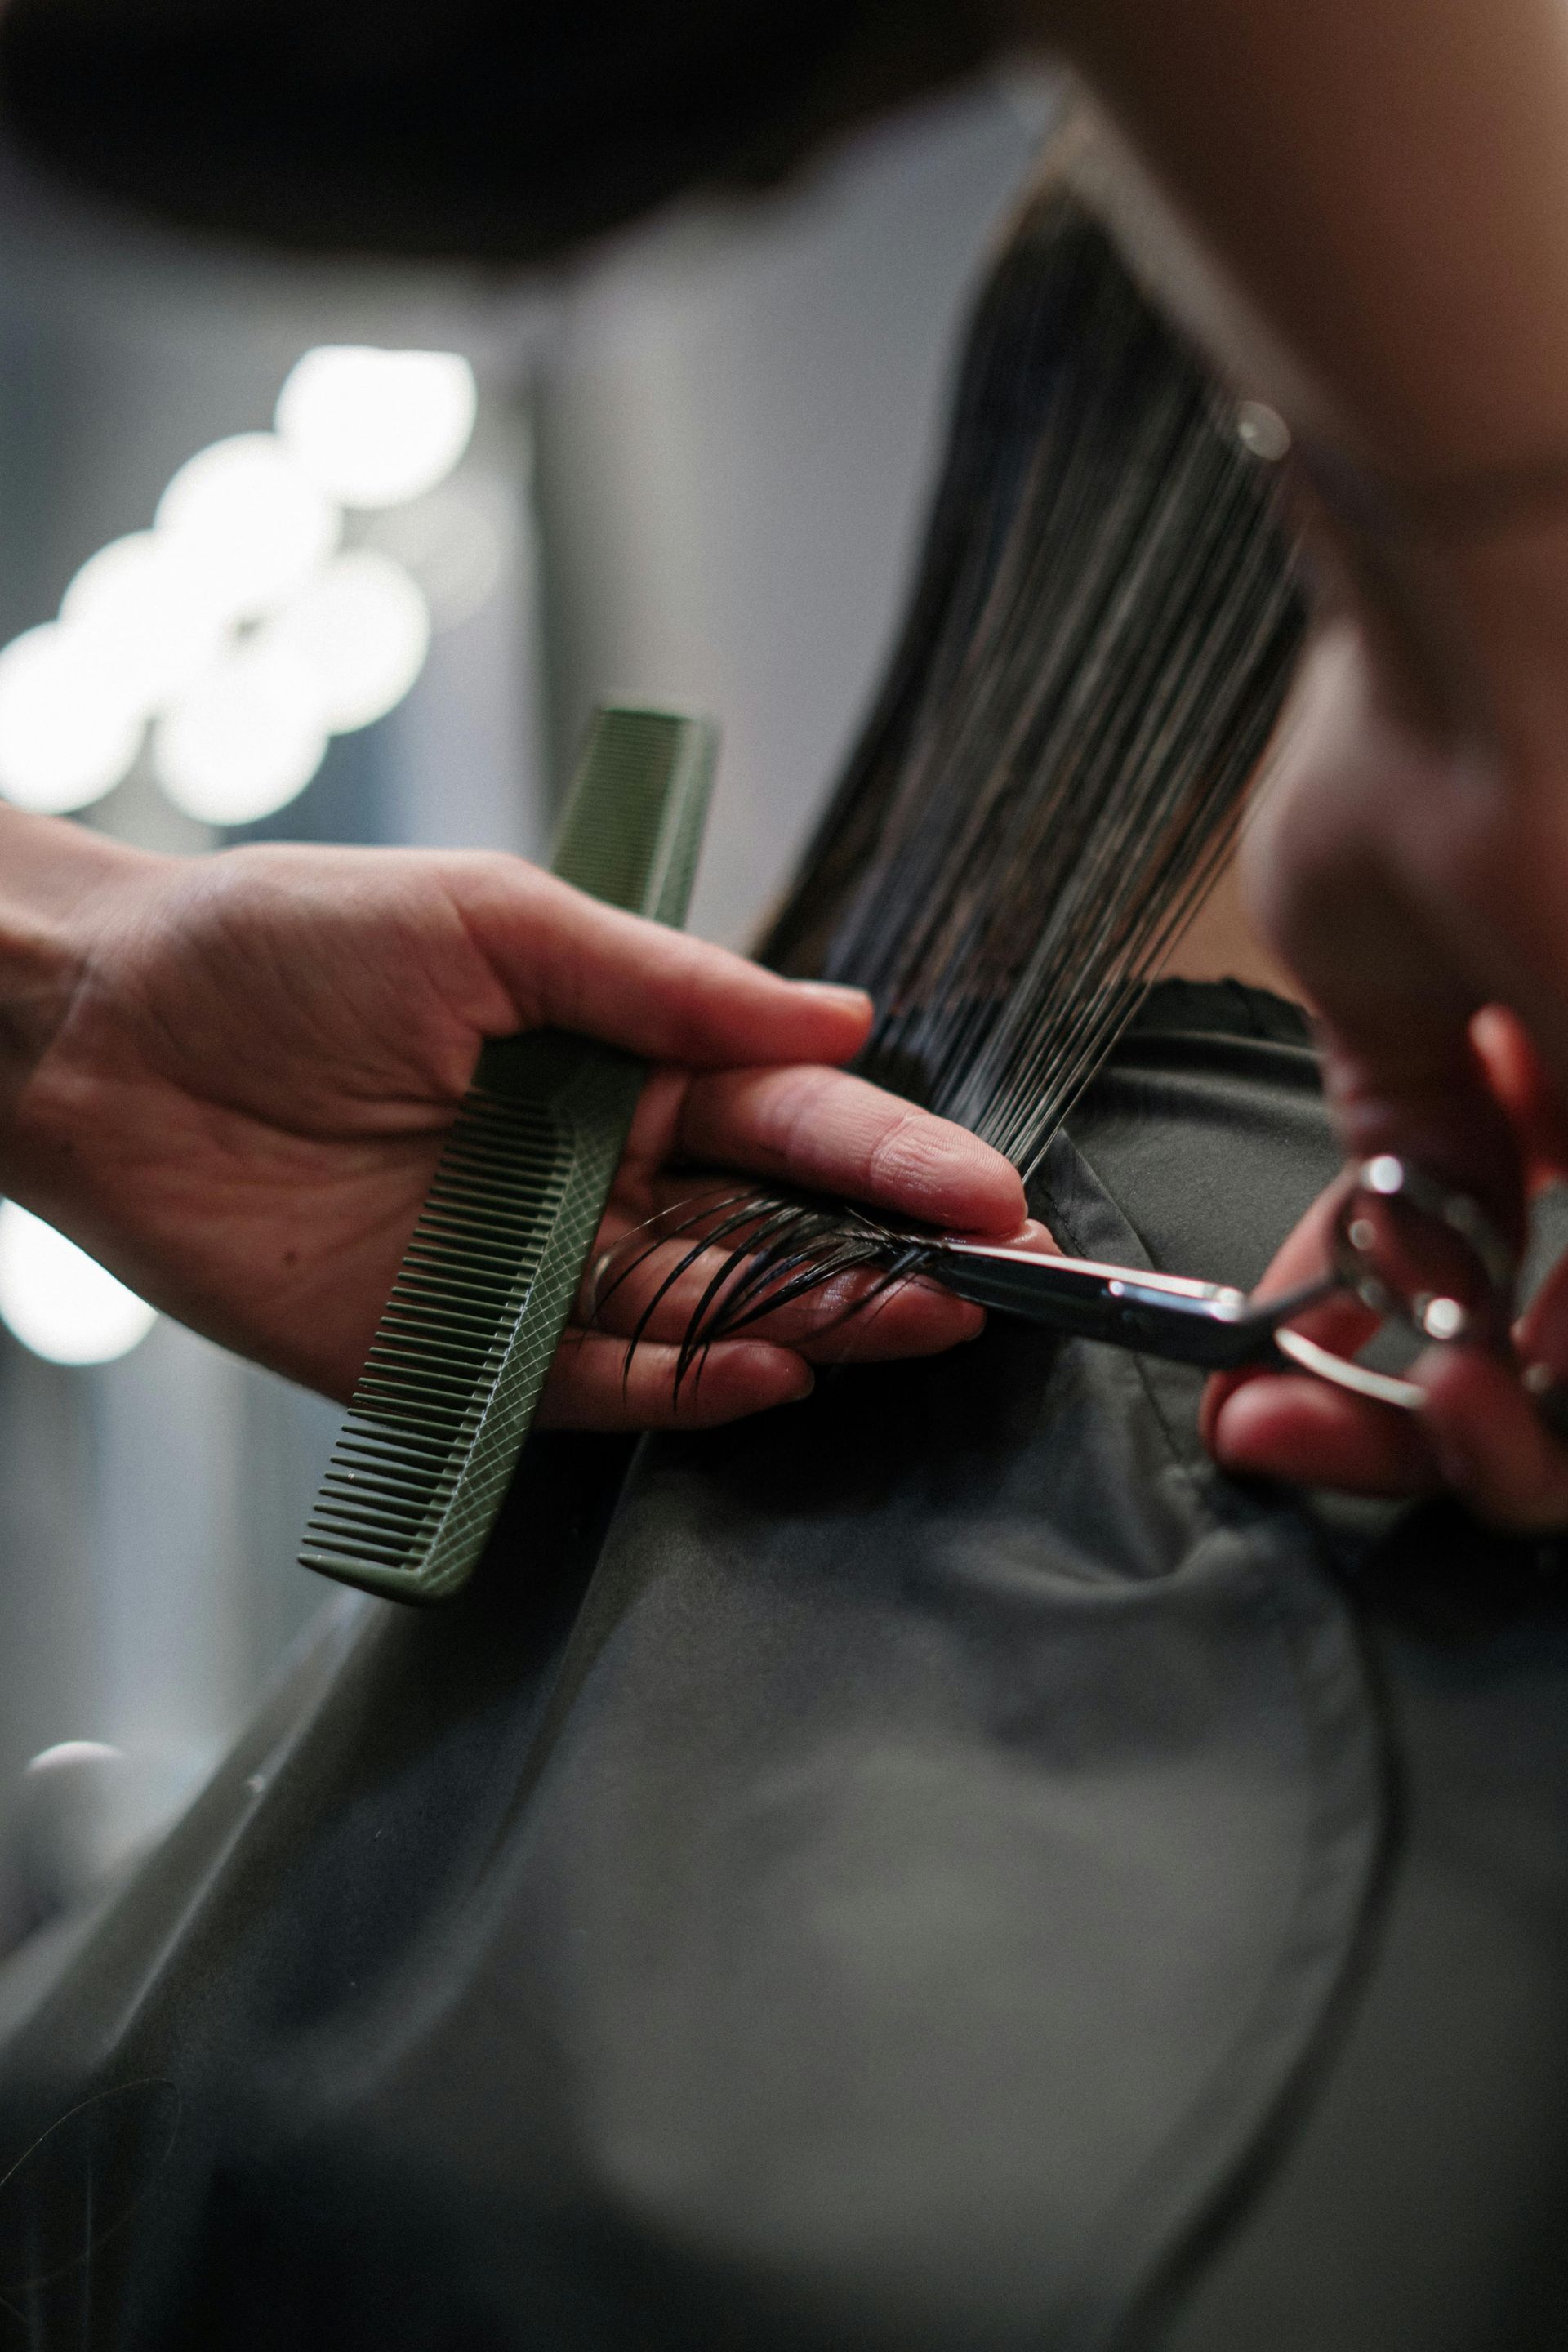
[603,184,1307,1369]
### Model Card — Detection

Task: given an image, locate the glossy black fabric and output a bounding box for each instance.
[2,983,1568,2349]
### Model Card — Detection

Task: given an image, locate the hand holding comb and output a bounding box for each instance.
[300,703,715,1605]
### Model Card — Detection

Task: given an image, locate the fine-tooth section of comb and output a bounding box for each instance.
[300,704,716,1605]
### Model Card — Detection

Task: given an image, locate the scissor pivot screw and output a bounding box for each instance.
[1419,1294,1468,1341]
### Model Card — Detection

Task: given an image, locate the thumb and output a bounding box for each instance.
[458,862,875,1069]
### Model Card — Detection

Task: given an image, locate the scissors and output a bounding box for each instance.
[920,1155,1519,1412]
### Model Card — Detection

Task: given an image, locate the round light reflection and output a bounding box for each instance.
[275,346,478,509]
[0,1203,157,1365]
[264,550,430,732]
[363,474,512,632]
[153,644,329,825]
[60,532,230,716]
[154,434,340,621]
[0,624,144,813]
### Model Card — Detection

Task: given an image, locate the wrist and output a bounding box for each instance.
[0,809,154,1152]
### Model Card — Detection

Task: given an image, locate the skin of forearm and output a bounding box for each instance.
[0,810,145,1151]
[1021,0,1568,488]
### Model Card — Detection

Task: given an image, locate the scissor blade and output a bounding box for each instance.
[925,1241,1321,1371]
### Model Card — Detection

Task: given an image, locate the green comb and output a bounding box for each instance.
[299,703,716,1605]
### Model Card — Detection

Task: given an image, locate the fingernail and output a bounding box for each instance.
[795,982,873,1011]
[786,1364,817,1401]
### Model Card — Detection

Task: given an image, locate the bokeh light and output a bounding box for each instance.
[0,1202,158,1365]
[0,345,492,826]
[275,346,477,508]
[265,550,431,732]
[0,624,145,813]
[155,434,341,621]
[363,474,513,633]
[60,532,229,716]
[153,644,329,825]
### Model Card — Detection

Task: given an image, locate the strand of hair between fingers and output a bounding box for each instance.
[588,1187,943,1396]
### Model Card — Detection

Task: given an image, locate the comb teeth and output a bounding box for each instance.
[561,706,691,907]
[554,706,696,915]
[299,1089,571,1586]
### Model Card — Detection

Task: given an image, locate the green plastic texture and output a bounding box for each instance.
[299,704,716,1605]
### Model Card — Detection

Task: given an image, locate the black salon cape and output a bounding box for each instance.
[3,982,1568,2350]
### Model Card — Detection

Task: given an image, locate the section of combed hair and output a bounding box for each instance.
[765,179,1305,1167]
[608,177,1308,1374]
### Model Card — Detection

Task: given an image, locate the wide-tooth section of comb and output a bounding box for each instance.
[300,704,715,1605]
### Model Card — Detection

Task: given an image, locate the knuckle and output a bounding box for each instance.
[864,1103,931,1196]
[755,1066,840,1163]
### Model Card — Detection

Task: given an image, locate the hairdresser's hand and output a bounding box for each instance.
[1201,1004,1568,1530]
[1197,476,1568,1520]
[0,812,1026,1426]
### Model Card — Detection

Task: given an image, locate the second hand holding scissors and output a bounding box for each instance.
[919,1156,1519,1414]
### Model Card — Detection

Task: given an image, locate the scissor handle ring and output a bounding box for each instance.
[1263,1156,1518,1413]
[1330,1154,1517,1345]
[1272,1323,1427,1411]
